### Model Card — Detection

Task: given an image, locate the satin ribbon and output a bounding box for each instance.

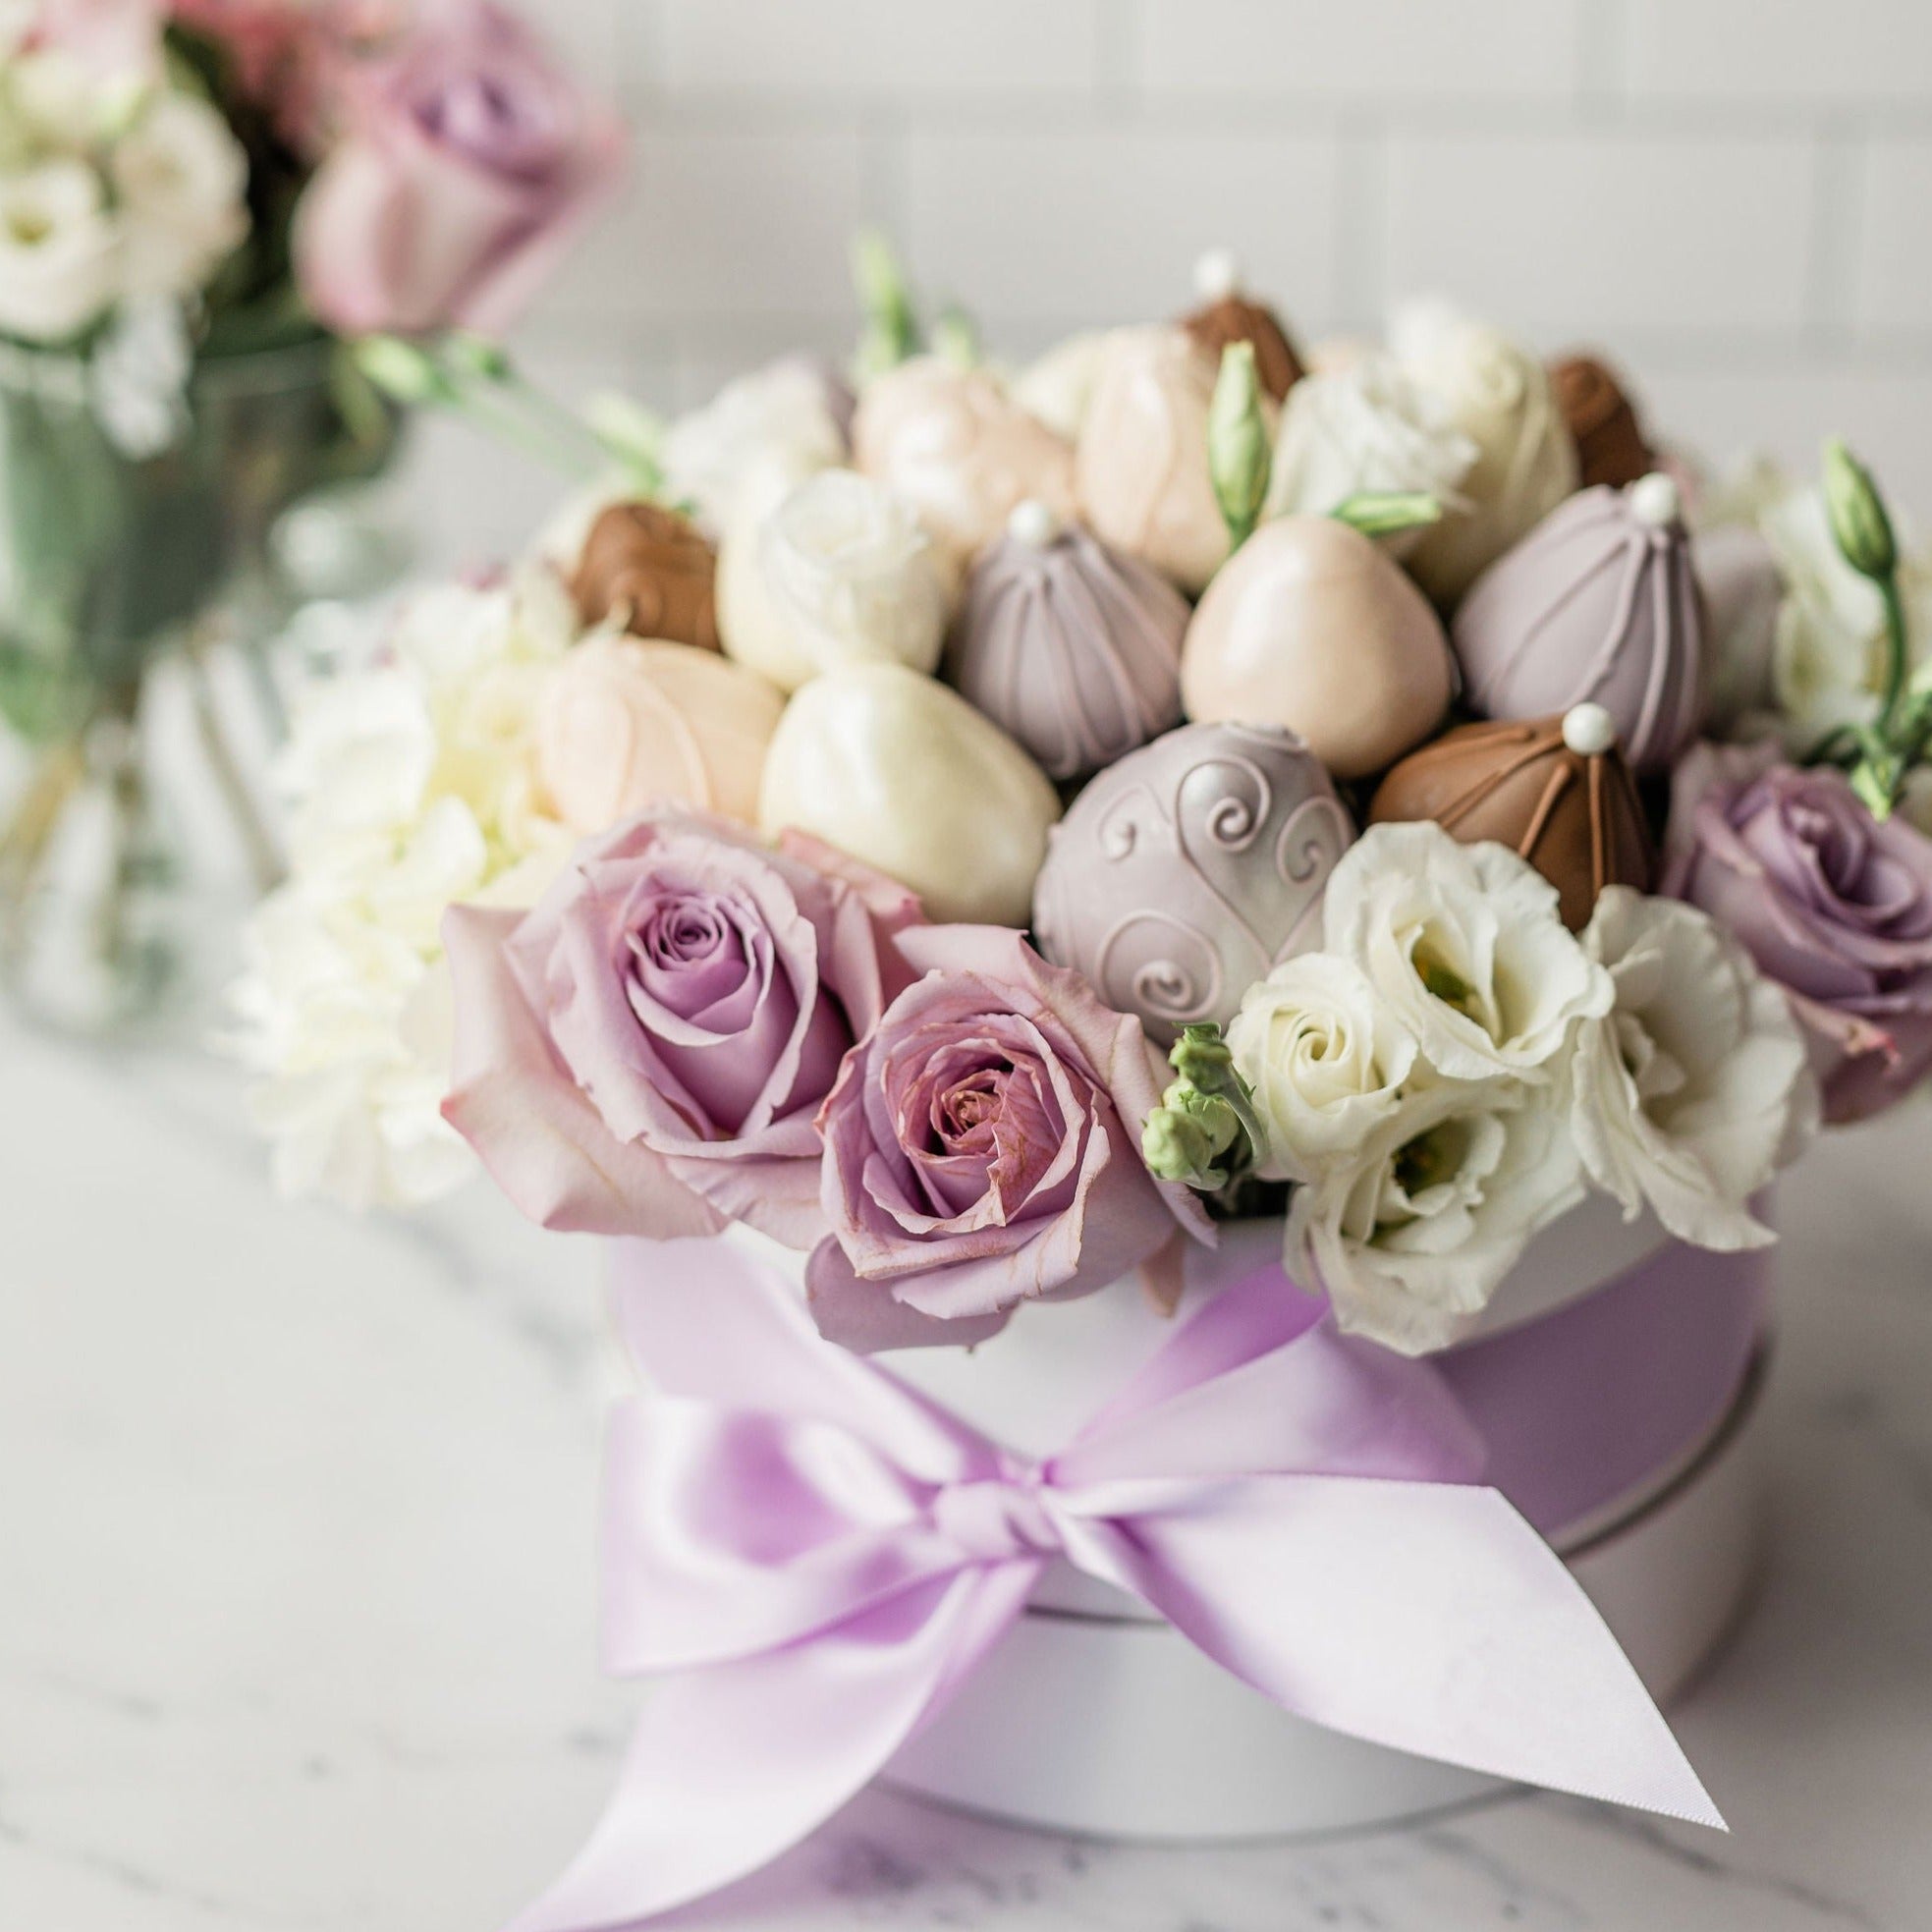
[1439,1238,1768,1541]
[511,1239,1722,1931]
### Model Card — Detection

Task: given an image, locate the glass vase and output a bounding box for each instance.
[0,334,404,1035]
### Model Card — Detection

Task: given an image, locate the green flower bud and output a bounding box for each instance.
[1171,1085,1242,1164]
[1208,341,1270,552]
[932,303,980,371]
[1169,1021,1236,1092]
[851,227,919,380]
[1141,1105,1219,1186]
[1823,438,1897,582]
[1330,491,1442,538]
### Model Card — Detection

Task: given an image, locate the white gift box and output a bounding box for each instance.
[732,1195,1766,1840]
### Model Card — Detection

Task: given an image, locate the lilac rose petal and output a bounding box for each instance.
[1665,741,1932,1123]
[442,906,721,1240]
[807,922,1213,1352]
[445,808,920,1248]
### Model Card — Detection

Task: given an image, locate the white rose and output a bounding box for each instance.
[1569,889,1818,1249]
[1322,821,1613,1082]
[1010,329,1110,442]
[110,90,248,299]
[1387,297,1578,605]
[0,158,118,342]
[1264,353,1478,553]
[1228,953,1417,1179]
[723,468,948,691]
[659,358,847,535]
[1291,1076,1584,1356]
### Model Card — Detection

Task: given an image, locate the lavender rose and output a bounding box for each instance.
[441,810,921,1243]
[294,1,624,335]
[805,924,1213,1352]
[1664,741,1932,1122]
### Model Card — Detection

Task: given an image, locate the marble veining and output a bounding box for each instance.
[3,1010,1929,1931]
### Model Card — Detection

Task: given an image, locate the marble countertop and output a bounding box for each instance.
[4,1010,1930,1932]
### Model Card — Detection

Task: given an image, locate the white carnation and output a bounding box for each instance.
[1264,353,1477,548]
[1291,1076,1584,1356]
[1569,888,1818,1249]
[233,572,580,1210]
[1322,821,1613,1083]
[1228,953,1417,1180]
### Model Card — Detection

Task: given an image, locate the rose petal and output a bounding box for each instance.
[440,905,720,1238]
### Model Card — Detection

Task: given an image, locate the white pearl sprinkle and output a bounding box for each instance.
[1192,248,1242,304]
[1007,498,1061,548]
[1628,471,1682,529]
[1563,702,1619,757]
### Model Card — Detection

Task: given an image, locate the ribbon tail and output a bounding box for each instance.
[506,1565,1034,1932]
[1075,1475,1725,1830]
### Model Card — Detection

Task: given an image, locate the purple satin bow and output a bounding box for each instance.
[510,1238,1721,1931]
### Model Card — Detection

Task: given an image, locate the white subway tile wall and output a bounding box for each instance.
[400,0,1932,568]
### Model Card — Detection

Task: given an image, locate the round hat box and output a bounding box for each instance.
[730,1195,1769,1842]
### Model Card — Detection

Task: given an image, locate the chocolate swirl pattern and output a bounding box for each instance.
[1032,722,1354,1044]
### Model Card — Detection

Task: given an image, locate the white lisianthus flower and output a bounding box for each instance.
[659,357,847,534]
[1322,821,1613,1082]
[0,158,118,343]
[1291,1076,1584,1356]
[1264,353,1478,550]
[1228,954,1417,1180]
[1758,481,1932,750]
[111,91,249,300]
[233,569,583,1210]
[730,468,948,690]
[1569,888,1819,1249]
[5,47,139,154]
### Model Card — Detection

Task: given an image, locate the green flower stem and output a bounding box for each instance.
[356,334,629,490]
[1804,722,1863,768]
[481,360,663,491]
[1878,572,1911,737]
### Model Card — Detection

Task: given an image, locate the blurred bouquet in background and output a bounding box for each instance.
[0,0,621,1031]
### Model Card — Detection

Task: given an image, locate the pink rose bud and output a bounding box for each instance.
[294,0,625,335]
